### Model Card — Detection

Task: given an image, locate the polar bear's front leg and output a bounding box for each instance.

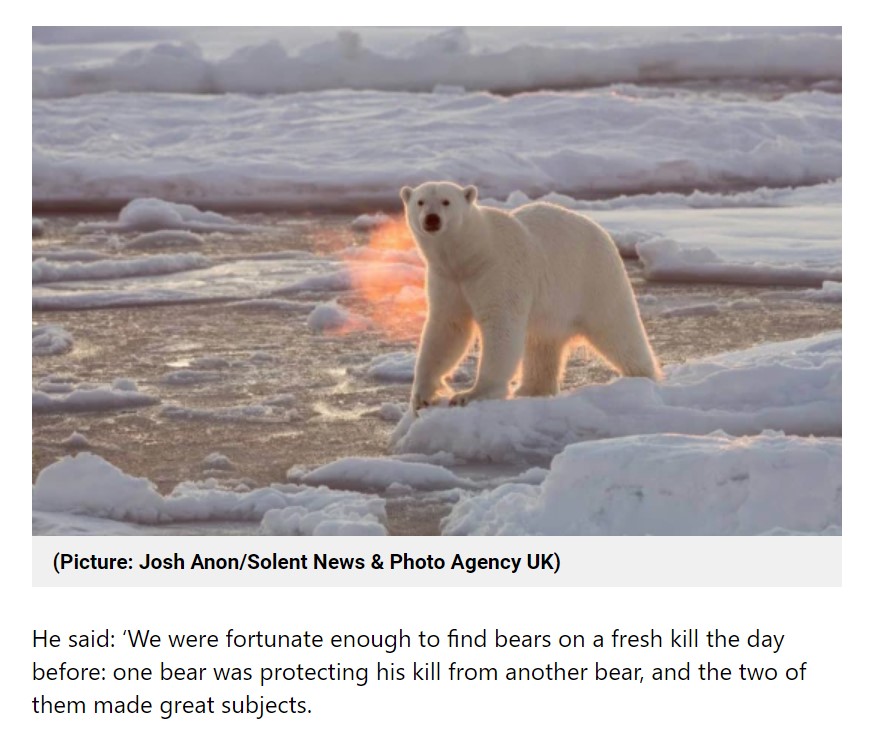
[449,311,526,407]
[411,280,474,413]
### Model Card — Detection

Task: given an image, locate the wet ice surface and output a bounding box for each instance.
[32,211,841,535]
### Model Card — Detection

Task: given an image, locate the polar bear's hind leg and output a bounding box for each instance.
[581,315,662,381]
[516,335,568,397]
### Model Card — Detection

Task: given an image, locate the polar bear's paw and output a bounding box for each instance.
[411,388,448,415]
[411,393,434,414]
[449,385,507,407]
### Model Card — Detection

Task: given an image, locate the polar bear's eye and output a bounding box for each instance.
[417,200,424,206]
[442,200,450,206]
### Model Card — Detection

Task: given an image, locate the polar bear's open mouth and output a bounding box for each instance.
[424,214,442,232]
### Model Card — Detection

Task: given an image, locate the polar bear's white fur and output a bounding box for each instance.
[401,181,660,411]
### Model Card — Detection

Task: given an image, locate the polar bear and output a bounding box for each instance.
[401,181,661,412]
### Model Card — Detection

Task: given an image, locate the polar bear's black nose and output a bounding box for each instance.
[424,214,442,232]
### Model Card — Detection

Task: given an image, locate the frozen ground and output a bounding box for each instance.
[32,27,841,535]
[33,27,839,97]
[443,432,840,536]
[33,86,839,209]
[33,209,841,535]
[33,29,839,210]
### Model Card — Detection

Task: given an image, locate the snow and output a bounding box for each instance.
[32,452,387,535]
[301,458,475,493]
[61,431,91,449]
[260,497,387,536]
[32,28,840,98]
[442,432,841,536]
[31,248,107,262]
[33,86,840,208]
[160,369,225,386]
[76,198,258,233]
[392,332,841,463]
[33,252,334,311]
[33,453,165,521]
[362,352,417,383]
[306,302,372,334]
[32,217,45,236]
[202,452,234,470]
[597,204,841,287]
[278,263,424,296]
[159,403,294,423]
[483,179,842,212]
[637,236,838,287]
[33,378,159,414]
[764,281,842,303]
[336,245,424,266]
[351,212,391,231]
[33,252,209,283]
[32,324,73,356]
[360,351,470,384]
[377,403,405,422]
[661,303,721,318]
[123,229,206,249]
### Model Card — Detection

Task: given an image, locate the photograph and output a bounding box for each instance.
[31,25,841,537]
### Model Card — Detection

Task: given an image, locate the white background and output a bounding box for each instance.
[18,6,868,733]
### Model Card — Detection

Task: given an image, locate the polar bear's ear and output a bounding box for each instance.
[463,185,478,205]
[400,186,413,204]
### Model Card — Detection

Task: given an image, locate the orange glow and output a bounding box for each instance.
[343,217,426,339]
[368,217,416,252]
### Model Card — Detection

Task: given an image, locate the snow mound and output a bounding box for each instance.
[378,403,405,422]
[392,332,841,463]
[33,378,159,414]
[202,452,234,470]
[764,281,842,304]
[61,431,91,449]
[32,248,107,262]
[351,212,391,231]
[124,229,206,249]
[484,180,843,212]
[161,369,225,386]
[260,490,387,536]
[32,324,73,356]
[442,432,841,535]
[33,30,840,98]
[359,351,470,384]
[77,198,258,233]
[302,458,476,493]
[800,281,842,303]
[587,202,841,288]
[363,352,417,383]
[638,236,840,287]
[33,253,210,283]
[33,217,45,236]
[278,263,424,296]
[306,302,372,334]
[33,252,333,311]
[33,86,840,208]
[32,452,387,535]
[33,452,165,521]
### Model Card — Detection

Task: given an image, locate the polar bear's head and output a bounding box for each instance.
[400,181,477,239]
